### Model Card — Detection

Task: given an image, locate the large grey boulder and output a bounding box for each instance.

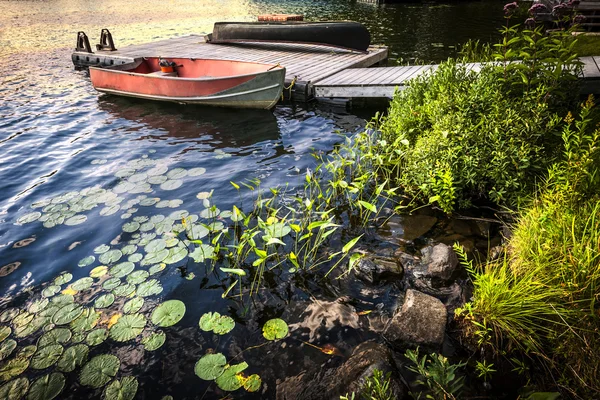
[420,243,458,281]
[384,289,447,350]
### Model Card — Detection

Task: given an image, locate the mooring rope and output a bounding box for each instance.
[281,76,297,100]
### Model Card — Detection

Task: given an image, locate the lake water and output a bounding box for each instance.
[0,0,505,398]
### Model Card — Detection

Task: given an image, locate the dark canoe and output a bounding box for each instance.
[209,21,371,52]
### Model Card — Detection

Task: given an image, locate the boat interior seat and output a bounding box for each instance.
[148,71,178,77]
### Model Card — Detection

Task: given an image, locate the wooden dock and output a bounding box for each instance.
[72,35,600,102]
[72,34,388,101]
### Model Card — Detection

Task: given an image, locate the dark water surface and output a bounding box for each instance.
[0,0,504,398]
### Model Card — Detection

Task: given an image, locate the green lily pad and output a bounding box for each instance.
[85,329,108,346]
[78,256,96,267]
[151,300,185,327]
[94,245,110,254]
[17,345,37,359]
[100,204,120,216]
[160,180,183,191]
[189,224,209,241]
[113,181,135,194]
[148,175,167,185]
[127,253,143,263]
[103,376,138,400]
[109,314,146,342]
[188,167,206,176]
[57,344,89,373]
[148,263,166,276]
[139,222,154,232]
[123,298,144,315]
[70,308,100,333]
[262,318,288,341]
[38,305,60,319]
[0,327,10,343]
[215,362,248,391]
[65,215,87,226]
[38,328,71,347]
[99,250,123,265]
[30,344,63,369]
[142,331,166,351]
[194,353,227,380]
[122,222,140,233]
[166,168,187,180]
[112,283,136,297]
[128,172,147,183]
[102,277,121,290]
[139,197,160,206]
[264,222,291,239]
[144,239,166,254]
[52,304,83,325]
[243,374,262,392]
[0,377,29,399]
[26,373,64,400]
[136,280,163,297]
[109,262,134,278]
[213,316,235,335]
[142,249,169,266]
[50,294,74,307]
[90,266,108,278]
[199,312,220,332]
[189,245,215,263]
[0,340,16,361]
[0,309,19,324]
[115,168,136,178]
[16,212,42,225]
[94,294,115,309]
[42,286,61,298]
[13,312,34,328]
[126,270,148,285]
[163,246,187,265]
[71,277,94,291]
[121,244,138,256]
[79,354,120,388]
[71,332,86,343]
[54,273,73,286]
[14,316,46,338]
[0,357,29,381]
[28,298,49,314]
[200,207,220,219]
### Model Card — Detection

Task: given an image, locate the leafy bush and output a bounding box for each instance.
[405,347,466,400]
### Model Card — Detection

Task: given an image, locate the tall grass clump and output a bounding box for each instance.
[457,98,600,397]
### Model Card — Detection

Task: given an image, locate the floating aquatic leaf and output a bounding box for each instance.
[242,374,262,392]
[0,327,11,343]
[51,293,74,306]
[144,238,166,254]
[94,245,110,254]
[148,175,167,185]
[30,344,63,369]
[14,316,46,338]
[123,298,144,315]
[114,168,136,178]
[199,312,220,332]
[194,353,227,380]
[71,308,100,333]
[122,222,140,234]
[185,272,195,280]
[113,181,135,194]
[38,328,71,347]
[94,294,114,310]
[139,197,159,207]
[86,328,108,346]
[54,273,73,286]
[65,215,87,226]
[199,312,234,335]
[78,256,96,269]
[42,286,61,298]
[0,377,29,400]
[163,246,187,265]
[142,249,169,266]
[100,204,120,216]
[112,283,136,298]
[264,223,291,239]
[38,305,60,319]
[220,268,246,276]
[188,245,215,263]
[56,344,88,373]
[79,354,120,388]
[126,270,148,285]
[128,172,147,183]
[147,165,168,176]
[109,314,146,342]
[208,222,225,232]
[136,280,163,297]
[200,208,220,219]
[128,253,143,263]
[71,277,94,291]
[26,372,64,400]
[71,332,85,343]
[13,312,33,328]
[121,245,138,256]
[148,263,166,276]
[109,262,135,279]
[196,192,212,200]
[104,376,138,400]
[142,331,166,351]
[90,266,108,278]
[0,340,16,361]
[102,278,121,290]
[188,167,206,177]
[164,237,179,248]
[0,356,29,381]
[16,212,42,225]
[189,225,209,240]
[17,345,37,359]
[99,249,123,265]
[215,362,248,391]
[52,304,83,325]
[160,180,182,191]
[262,319,288,341]
[138,233,156,246]
[166,168,187,180]
[151,300,185,327]
[0,309,19,324]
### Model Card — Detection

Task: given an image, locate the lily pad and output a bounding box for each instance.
[52,304,83,325]
[127,253,143,263]
[99,250,123,265]
[189,224,209,241]
[54,273,73,286]
[90,266,108,278]
[139,197,159,206]
[163,246,187,265]
[200,207,220,219]
[126,270,148,285]
[99,204,120,216]
[0,377,29,399]
[0,309,19,324]
[109,314,146,342]
[144,239,166,254]
[0,357,29,381]
[160,180,183,191]
[30,344,63,369]
[122,222,140,233]
[199,312,234,335]
[188,167,206,176]
[121,244,138,256]
[71,308,100,333]
[262,318,288,341]
[148,263,166,276]
[86,328,108,346]
[0,327,10,343]
[57,344,89,373]
[136,280,163,297]
[14,316,46,338]
[93,245,110,254]
[166,168,187,180]
[38,328,71,347]
[215,362,248,391]
[13,312,34,328]
[243,374,262,392]
[189,244,215,263]
[142,248,169,266]
[194,353,227,380]
[115,168,136,178]
[26,373,64,400]
[42,286,61,298]
[151,300,185,327]
[148,175,167,185]
[50,294,74,306]
[71,277,93,291]
[104,376,138,400]
[65,215,87,226]
[142,331,166,351]
[16,212,42,225]
[78,256,96,267]
[0,340,16,361]
[17,345,37,359]
[102,277,121,290]
[109,262,135,278]
[112,283,136,297]
[94,294,115,309]
[79,354,120,388]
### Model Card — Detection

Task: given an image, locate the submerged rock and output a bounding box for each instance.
[355,256,403,284]
[384,289,447,350]
[378,214,438,243]
[276,341,407,400]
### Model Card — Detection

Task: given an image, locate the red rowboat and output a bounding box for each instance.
[89,57,285,109]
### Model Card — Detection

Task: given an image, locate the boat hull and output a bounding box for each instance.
[210,21,371,52]
[89,58,285,109]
